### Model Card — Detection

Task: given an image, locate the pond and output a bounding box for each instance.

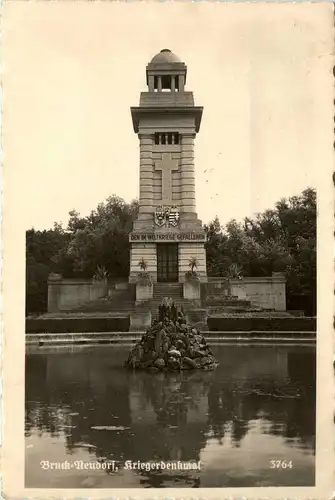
[25,343,316,488]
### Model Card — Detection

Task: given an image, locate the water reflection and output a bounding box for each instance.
[25,345,315,488]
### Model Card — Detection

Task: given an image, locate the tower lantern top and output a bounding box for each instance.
[146,49,187,92]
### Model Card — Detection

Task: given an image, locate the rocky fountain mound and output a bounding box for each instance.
[125,298,219,372]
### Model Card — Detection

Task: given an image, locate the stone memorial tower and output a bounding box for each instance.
[129,49,207,285]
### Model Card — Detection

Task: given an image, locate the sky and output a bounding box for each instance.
[3,2,333,230]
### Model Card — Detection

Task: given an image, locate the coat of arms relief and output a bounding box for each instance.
[154,205,180,227]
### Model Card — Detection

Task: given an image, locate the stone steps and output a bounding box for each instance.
[151,283,186,319]
[153,283,183,300]
[145,299,195,320]
[153,295,182,300]
[56,283,189,315]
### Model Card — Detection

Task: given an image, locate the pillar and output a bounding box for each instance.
[171,75,175,92]
[180,134,196,213]
[148,75,155,92]
[179,74,185,92]
[139,134,153,214]
[157,76,162,92]
[47,273,62,312]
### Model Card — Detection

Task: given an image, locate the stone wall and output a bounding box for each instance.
[47,274,286,313]
[205,274,286,311]
[107,280,129,296]
[47,275,108,312]
[27,317,130,333]
[241,275,286,311]
[208,317,316,332]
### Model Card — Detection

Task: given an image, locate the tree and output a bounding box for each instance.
[26,195,139,314]
[65,196,139,278]
[205,216,229,276]
[26,226,70,314]
[204,188,316,314]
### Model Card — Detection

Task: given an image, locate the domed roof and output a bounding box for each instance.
[149,49,182,64]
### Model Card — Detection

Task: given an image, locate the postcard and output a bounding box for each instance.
[2,1,334,499]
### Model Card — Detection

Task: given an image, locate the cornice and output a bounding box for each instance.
[130,106,203,134]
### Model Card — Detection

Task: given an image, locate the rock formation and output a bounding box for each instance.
[125,298,219,372]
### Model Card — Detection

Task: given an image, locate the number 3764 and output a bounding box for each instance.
[270,460,293,469]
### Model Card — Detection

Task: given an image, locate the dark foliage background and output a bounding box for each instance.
[26,189,316,316]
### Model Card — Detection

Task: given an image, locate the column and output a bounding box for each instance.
[180,134,196,213]
[171,75,175,92]
[148,75,155,92]
[179,74,185,92]
[157,76,162,92]
[139,134,153,213]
